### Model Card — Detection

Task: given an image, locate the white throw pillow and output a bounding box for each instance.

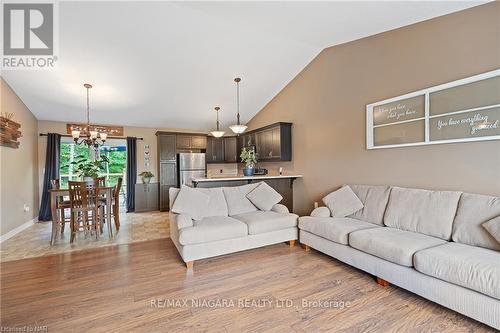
[223,183,259,216]
[322,185,364,218]
[246,182,283,211]
[171,185,210,221]
[311,206,330,218]
[482,216,500,245]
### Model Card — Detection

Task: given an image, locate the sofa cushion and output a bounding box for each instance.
[349,227,446,267]
[483,216,500,245]
[414,242,500,300]
[197,187,229,217]
[246,182,283,211]
[452,193,500,251]
[298,217,380,245]
[322,185,364,218]
[223,183,259,216]
[171,185,210,220]
[178,216,248,245]
[384,187,461,240]
[232,211,298,235]
[347,185,391,225]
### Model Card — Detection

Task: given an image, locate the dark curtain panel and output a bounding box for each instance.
[126,136,137,212]
[39,133,61,221]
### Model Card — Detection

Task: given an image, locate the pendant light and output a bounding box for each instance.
[229,77,248,134]
[71,83,107,149]
[210,106,225,138]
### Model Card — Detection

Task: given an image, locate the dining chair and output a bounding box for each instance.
[68,181,104,243]
[50,179,71,245]
[93,176,106,187]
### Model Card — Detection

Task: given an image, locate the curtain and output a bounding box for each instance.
[126,136,137,212]
[39,133,61,221]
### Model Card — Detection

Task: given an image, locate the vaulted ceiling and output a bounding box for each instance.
[2,1,486,131]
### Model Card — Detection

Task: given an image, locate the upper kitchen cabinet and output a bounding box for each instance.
[176,135,207,150]
[224,137,238,162]
[158,134,176,162]
[206,136,225,163]
[240,122,292,161]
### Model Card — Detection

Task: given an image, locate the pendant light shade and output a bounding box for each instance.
[229,77,247,135]
[210,106,225,138]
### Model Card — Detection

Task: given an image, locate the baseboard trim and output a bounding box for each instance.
[0,217,38,243]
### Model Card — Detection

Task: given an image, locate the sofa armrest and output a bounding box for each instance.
[177,213,194,229]
[271,204,289,214]
[311,206,330,218]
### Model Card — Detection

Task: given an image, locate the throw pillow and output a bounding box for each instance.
[322,185,364,217]
[311,206,330,218]
[246,182,283,211]
[482,216,500,245]
[222,183,259,216]
[171,185,210,220]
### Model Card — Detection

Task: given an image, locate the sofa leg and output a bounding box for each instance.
[287,240,296,247]
[301,244,311,252]
[376,277,390,287]
[185,261,194,269]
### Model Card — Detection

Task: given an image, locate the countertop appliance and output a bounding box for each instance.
[178,153,206,187]
[253,168,268,175]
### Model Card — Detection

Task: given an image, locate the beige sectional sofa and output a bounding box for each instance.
[299,185,500,330]
[169,184,298,268]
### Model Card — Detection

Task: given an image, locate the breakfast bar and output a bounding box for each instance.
[192,175,303,212]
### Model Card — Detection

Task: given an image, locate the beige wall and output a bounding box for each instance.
[37,120,205,198]
[1,78,39,236]
[247,3,500,215]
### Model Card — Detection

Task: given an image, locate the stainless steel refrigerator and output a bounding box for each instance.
[178,153,206,187]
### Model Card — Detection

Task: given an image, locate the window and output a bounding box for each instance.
[59,141,127,206]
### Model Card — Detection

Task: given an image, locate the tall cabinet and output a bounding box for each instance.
[157,134,177,211]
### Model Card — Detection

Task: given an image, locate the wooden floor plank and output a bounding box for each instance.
[0,239,495,333]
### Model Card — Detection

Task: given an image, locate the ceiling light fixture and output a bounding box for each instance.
[229,77,247,135]
[210,106,225,138]
[71,83,107,149]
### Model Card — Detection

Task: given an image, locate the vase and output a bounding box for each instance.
[142,177,151,184]
[243,167,254,177]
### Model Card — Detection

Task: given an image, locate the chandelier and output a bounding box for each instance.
[210,106,225,138]
[229,77,247,134]
[71,83,107,149]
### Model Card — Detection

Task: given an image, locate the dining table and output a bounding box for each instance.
[49,186,116,245]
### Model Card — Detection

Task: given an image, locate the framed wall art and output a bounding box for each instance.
[366,69,500,149]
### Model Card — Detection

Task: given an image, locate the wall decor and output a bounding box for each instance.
[0,112,22,149]
[66,123,124,137]
[144,144,151,167]
[366,69,500,149]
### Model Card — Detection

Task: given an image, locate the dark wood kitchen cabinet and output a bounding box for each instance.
[239,123,292,161]
[176,135,207,150]
[206,136,225,163]
[135,183,159,212]
[156,133,177,211]
[206,136,238,163]
[224,137,238,162]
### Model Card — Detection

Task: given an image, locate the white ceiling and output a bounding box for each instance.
[2,1,487,132]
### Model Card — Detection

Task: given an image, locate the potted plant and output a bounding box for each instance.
[240,147,257,176]
[139,171,154,184]
[71,155,109,182]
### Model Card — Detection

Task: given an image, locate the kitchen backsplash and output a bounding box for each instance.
[206,163,238,177]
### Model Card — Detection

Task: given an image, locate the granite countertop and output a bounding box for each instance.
[192,174,303,182]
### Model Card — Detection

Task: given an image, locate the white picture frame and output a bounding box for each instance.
[366,69,500,149]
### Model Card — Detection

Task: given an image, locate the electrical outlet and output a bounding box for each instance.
[23,204,30,212]
[314,202,319,209]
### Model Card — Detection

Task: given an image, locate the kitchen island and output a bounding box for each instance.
[192,175,302,212]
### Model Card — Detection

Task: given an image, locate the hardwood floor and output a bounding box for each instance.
[0,239,494,333]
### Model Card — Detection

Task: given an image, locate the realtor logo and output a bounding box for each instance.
[2,2,57,69]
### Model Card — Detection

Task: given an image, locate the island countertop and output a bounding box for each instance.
[192,174,303,183]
